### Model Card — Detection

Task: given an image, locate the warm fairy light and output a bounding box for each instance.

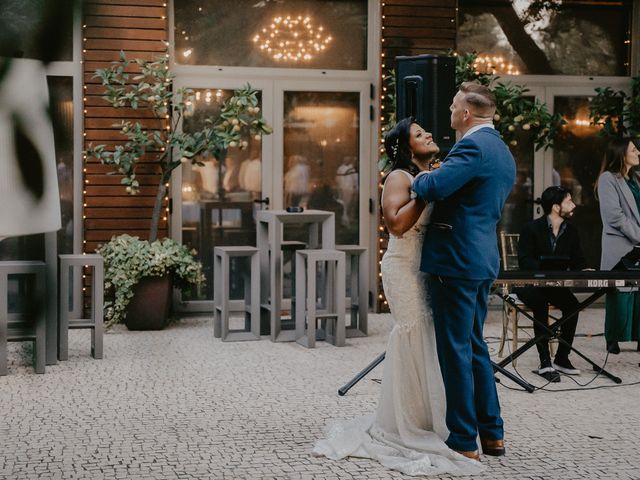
[473,54,520,76]
[379,14,390,311]
[252,15,332,62]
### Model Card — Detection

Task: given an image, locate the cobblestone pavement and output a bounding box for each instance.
[1,307,639,480]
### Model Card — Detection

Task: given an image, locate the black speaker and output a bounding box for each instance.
[396,54,456,154]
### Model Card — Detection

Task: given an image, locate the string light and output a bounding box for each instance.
[473,54,520,76]
[253,15,332,62]
[377,9,393,311]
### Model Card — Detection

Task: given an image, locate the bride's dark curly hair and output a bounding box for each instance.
[383,117,419,176]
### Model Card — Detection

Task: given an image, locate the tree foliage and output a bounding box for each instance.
[86,52,273,241]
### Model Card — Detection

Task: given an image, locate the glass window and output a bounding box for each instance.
[283,91,360,245]
[498,128,534,236]
[48,76,74,256]
[0,0,73,61]
[174,0,368,70]
[553,96,607,267]
[457,0,632,76]
[181,88,263,300]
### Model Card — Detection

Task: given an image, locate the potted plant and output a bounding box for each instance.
[98,234,205,330]
[86,52,272,329]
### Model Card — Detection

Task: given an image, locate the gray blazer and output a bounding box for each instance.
[598,171,640,270]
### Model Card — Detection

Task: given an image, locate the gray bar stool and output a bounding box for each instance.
[0,261,47,375]
[58,254,104,360]
[336,245,369,338]
[295,249,346,348]
[213,246,260,341]
[272,240,308,337]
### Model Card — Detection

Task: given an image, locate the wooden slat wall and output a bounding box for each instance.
[377,0,457,312]
[83,0,168,253]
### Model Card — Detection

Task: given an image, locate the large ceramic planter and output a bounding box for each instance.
[124,275,172,330]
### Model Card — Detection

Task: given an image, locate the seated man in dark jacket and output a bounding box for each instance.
[516,186,588,381]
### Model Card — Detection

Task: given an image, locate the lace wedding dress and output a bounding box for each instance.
[313,172,484,476]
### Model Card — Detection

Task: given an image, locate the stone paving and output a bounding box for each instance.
[1,307,640,480]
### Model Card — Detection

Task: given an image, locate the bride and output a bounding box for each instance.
[313,118,484,476]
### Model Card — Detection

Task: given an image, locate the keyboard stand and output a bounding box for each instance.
[493,287,622,389]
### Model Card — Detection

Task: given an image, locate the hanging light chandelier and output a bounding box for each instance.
[252,15,332,62]
[473,54,521,76]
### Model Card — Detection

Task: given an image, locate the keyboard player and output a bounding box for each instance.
[515,186,591,382]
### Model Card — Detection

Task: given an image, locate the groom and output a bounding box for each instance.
[412,82,515,459]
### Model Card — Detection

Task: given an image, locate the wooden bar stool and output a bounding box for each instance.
[295,249,346,348]
[336,245,368,338]
[213,246,260,341]
[58,254,104,360]
[0,261,47,375]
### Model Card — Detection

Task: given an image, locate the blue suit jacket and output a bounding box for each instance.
[412,127,515,280]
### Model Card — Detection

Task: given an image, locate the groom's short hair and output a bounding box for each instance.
[540,185,570,215]
[459,82,496,117]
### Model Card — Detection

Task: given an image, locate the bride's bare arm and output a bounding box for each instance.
[382,171,426,237]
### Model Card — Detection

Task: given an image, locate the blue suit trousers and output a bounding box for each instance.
[427,274,504,451]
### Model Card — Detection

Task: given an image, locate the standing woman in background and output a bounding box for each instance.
[596,137,640,354]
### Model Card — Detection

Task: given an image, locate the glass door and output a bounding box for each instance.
[498,86,545,237]
[173,78,374,310]
[274,80,372,241]
[273,80,372,302]
[497,79,629,269]
[544,84,628,268]
[172,78,273,308]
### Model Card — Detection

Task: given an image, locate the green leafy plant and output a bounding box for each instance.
[590,75,640,138]
[456,52,565,151]
[86,51,273,241]
[492,81,564,151]
[97,234,205,327]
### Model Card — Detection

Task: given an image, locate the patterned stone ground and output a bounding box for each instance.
[1,307,639,480]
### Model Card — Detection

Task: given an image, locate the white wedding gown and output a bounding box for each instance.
[313,175,484,476]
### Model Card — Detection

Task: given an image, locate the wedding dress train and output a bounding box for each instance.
[313,176,484,476]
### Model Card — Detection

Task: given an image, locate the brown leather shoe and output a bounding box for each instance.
[454,449,480,461]
[481,438,505,456]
